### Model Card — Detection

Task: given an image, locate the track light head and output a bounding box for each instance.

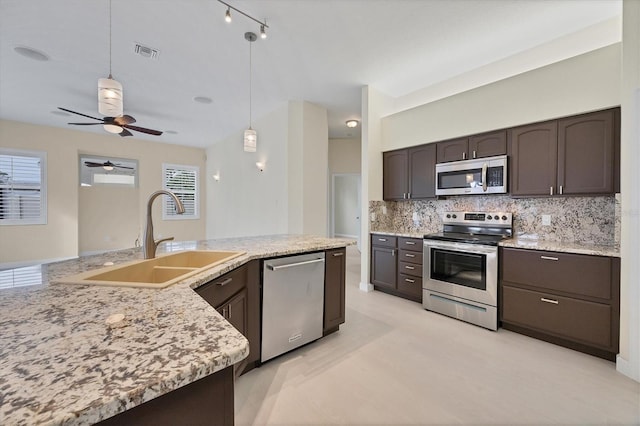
[225,7,232,23]
[260,24,267,39]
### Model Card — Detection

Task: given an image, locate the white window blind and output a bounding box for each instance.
[162,164,199,220]
[0,149,47,225]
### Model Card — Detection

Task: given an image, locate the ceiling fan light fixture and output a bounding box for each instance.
[98,76,123,117]
[346,120,359,128]
[103,165,114,171]
[103,123,124,134]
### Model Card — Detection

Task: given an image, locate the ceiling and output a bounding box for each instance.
[0,0,622,148]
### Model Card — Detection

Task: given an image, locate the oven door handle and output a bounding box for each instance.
[424,241,496,256]
[482,162,488,192]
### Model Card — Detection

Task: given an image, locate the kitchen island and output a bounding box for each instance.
[0,234,353,426]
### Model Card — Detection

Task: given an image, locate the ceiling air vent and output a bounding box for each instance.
[133,43,159,60]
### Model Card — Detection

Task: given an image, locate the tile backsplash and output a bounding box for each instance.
[370,194,620,246]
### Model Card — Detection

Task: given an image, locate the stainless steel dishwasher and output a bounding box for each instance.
[261,252,325,362]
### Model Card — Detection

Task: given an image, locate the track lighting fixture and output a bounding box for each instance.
[217,0,269,39]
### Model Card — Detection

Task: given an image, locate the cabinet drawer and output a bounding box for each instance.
[399,261,422,277]
[502,285,612,349]
[196,264,247,308]
[371,234,397,248]
[398,237,422,251]
[398,249,421,265]
[502,248,612,300]
[397,273,422,298]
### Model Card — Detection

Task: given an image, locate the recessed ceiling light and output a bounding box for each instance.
[165,130,178,135]
[14,46,50,61]
[51,110,71,116]
[193,96,213,104]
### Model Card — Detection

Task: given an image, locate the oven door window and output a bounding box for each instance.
[430,248,486,290]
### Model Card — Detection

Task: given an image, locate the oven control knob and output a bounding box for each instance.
[501,215,507,221]
[487,215,493,220]
[452,214,457,219]
[446,214,451,219]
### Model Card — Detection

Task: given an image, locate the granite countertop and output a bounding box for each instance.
[0,234,354,426]
[370,230,620,257]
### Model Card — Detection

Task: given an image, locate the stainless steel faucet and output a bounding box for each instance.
[143,190,185,259]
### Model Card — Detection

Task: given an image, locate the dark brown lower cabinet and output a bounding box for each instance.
[96,366,234,426]
[371,234,422,303]
[500,247,620,361]
[324,247,346,335]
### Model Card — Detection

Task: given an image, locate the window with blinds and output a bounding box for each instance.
[0,149,47,225]
[162,163,199,220]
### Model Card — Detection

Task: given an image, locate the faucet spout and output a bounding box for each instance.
[143,190,185,259]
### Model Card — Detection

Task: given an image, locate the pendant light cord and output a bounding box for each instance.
[249,38,252,128]
[108,0,113,78]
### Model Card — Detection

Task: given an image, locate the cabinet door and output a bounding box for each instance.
[324,248,346,332]
[371,246,396,289]
[509,121,558,196]
[383,150,408,200]
[436,138,468,162]
[558,110,615,195]
[408,144,436,199]
[224,288,248,336]
[469,130,506,159]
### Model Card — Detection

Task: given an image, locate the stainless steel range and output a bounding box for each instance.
[422,211,513,331]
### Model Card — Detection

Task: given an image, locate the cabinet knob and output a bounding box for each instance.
[472,150,476,159]
[462,152,467,160]
[405,253,415,258]
[405,265,415,270]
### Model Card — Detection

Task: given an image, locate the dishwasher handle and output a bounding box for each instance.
[266,257,325,271]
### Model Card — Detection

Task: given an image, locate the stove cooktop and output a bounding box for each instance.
[423,232,507,246]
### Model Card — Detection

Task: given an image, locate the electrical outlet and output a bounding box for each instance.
[412,211,419,221]
[382,205,387,215]
[542,215,551,226]
[370,212,376,222]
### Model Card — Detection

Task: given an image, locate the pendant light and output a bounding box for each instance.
[98,0,123,118]
[243,32,257,152]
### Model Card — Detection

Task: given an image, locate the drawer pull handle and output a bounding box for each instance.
[378,238,387,242]
[540,256,558,261]
[405,253,415,258]
[332,252,344,257]
[540,297,559,305]
[216,278,233,287]
[405,278,415,283]
[405,265,415,270]
[405,241,416,245]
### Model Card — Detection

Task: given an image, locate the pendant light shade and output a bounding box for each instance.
[244,128,257,152]
[98,76,123,116]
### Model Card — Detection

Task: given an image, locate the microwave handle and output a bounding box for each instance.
[482,162,488,192]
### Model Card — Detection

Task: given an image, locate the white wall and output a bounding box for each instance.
[382,44,621,151]
[206,102,289,239]
[329,138,362,174]
[618,0,640,382]
[0,120,206,267]
[206,100,328,239]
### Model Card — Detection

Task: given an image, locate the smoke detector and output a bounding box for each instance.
[133,43,159,59]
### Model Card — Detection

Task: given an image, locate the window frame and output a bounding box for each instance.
[162,163,200,221]
[0,148,47,226]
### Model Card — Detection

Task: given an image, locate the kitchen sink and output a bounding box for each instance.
[56,250,245,288]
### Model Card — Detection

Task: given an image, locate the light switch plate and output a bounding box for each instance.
[542,215,551,226]
[370,212,376,222]
[412,212,419,221]
[382,206,387,215]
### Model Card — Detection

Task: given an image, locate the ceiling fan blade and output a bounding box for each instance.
[119,128,133,137]
[114,115,136,125]
[113,164,134,170]
[68,122,103,125]
[58,107,103,122]
[123,124,163,136]
[84,161,106,167]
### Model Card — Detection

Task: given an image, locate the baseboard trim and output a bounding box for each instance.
[616,354,640,382]
[359,281,374,292]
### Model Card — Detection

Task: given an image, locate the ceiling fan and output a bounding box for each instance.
[84,160,133,170]
[58,107,163,137]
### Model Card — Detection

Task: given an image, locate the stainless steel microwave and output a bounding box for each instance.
[435,155,507,196]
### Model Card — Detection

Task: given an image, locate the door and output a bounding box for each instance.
[383,150,408,200]
[408,144,436,199]
[331,174,361,248]
[508,121,558,196]
[558,109,615,195]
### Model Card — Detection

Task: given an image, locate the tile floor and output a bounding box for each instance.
[235,246,640,425]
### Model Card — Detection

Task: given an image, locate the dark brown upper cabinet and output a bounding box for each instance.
[558,109,616,195]
[509,108,619,197]
[509,121,558,196]
[383,144,436,201]
[436,131,507,163]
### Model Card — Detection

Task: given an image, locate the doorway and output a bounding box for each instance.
[331,174,361,250]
